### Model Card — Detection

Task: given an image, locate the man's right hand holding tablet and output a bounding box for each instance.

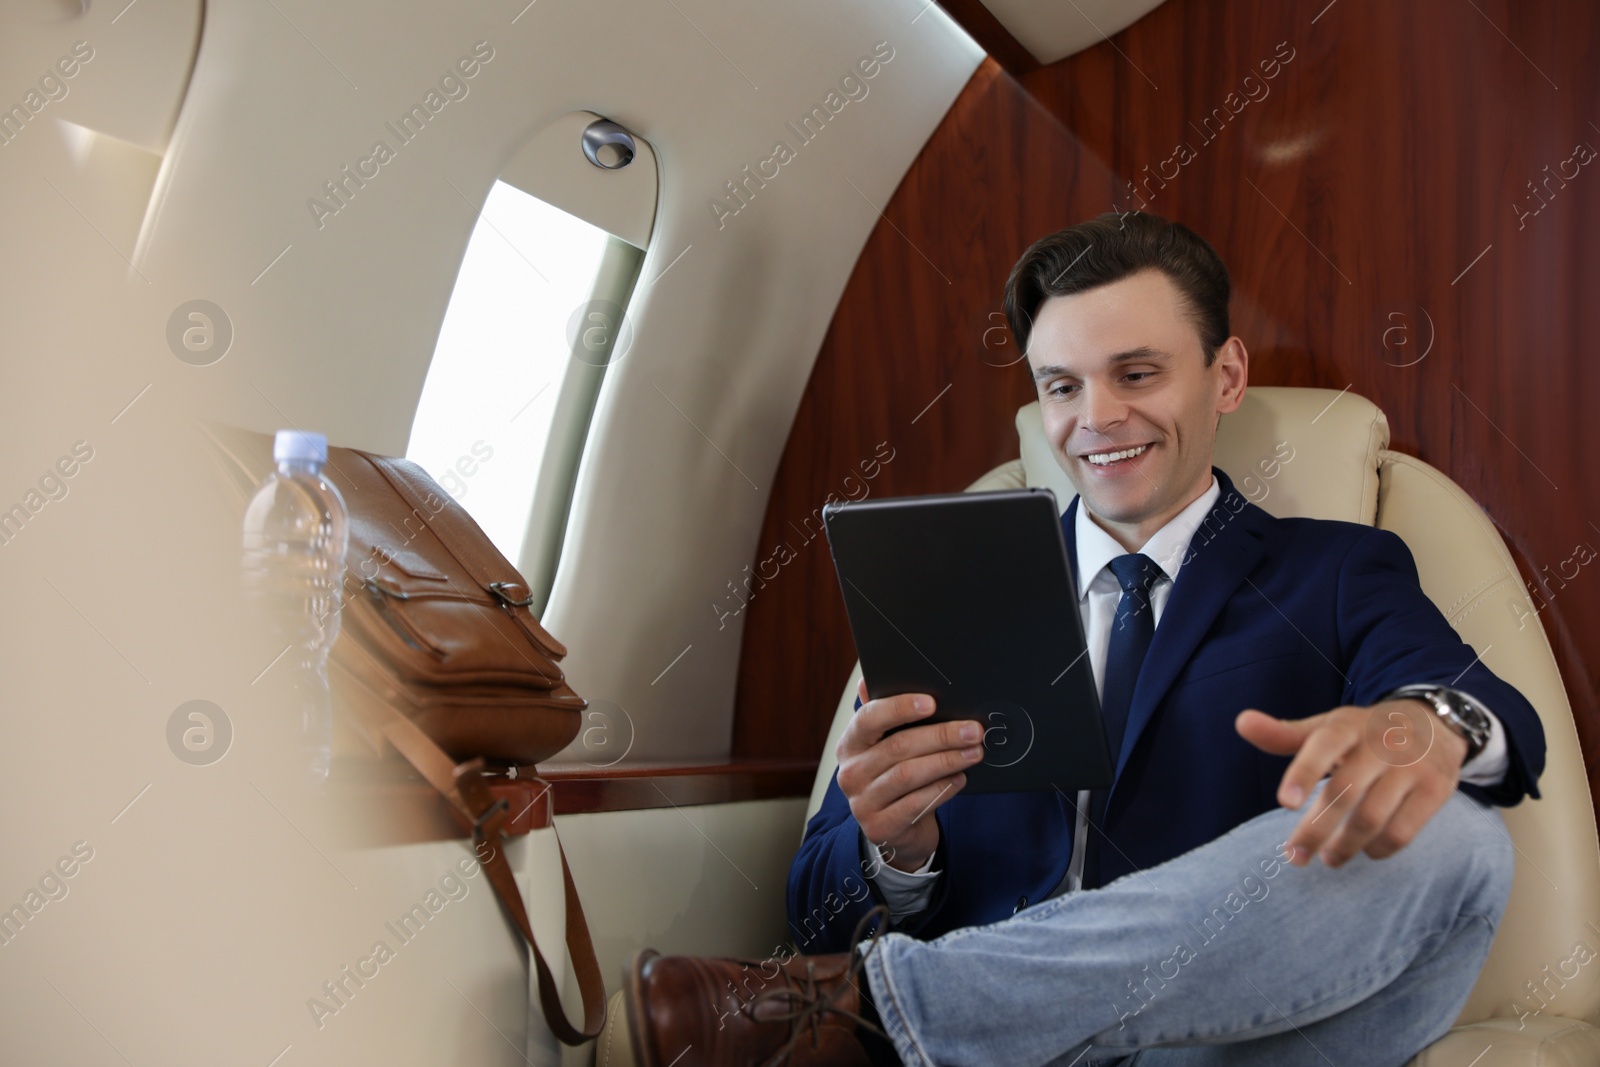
[834,678,987,873]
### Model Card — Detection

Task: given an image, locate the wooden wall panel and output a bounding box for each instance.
[735,1,1600,810]
[1020,0,1600,796]
[731,59,1113,761]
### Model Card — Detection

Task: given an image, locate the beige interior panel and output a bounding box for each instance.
[1407,1016,1600,1067]
[565,798,811,1067]
[557,799,807,991]
[511,798,807,1066]
[124,0,983,769]
[0,0,201,154]
[1377,453,1600,1029]
[0,0,983,1063]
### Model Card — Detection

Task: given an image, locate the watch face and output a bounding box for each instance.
[1447,690,1488,729]
[1388,686,1488,758]
[1439,690,1490,753]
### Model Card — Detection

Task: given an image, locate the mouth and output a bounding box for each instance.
[1079,443,1152,468]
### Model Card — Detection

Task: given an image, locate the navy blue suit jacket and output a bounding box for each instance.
[787,469,1546,955]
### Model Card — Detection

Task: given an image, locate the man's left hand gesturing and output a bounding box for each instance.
[1235,701,1469,868]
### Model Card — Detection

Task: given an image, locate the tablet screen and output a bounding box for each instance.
[823,488,1113,793]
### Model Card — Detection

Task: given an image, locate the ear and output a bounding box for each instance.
[1213,337,1248,415]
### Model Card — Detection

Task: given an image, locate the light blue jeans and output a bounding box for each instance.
[862,780,1515,1067]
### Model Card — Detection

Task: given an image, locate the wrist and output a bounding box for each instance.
[883,825,939,873]
[1396,698,1471,766]
[886,850,933,874]
[1379,685,1490,764]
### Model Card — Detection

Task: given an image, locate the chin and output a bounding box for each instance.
[1078,487,1155,526]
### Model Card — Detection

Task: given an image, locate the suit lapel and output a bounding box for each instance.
[1110,471,1268,808]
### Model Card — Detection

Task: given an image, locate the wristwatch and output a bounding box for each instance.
[1380,685,1492,764]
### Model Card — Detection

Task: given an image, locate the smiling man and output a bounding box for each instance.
[1032,268,1229,548]
[626,213,1547,1067]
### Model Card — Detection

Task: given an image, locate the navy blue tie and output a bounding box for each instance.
[1083,553,1162,889]
[1100,553,1163,765]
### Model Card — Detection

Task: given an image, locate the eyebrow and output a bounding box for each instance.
[1029,346,1174,381]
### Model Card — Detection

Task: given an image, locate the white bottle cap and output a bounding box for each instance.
[274,429,328,465]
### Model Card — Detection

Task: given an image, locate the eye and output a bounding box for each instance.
[1046,381,1079,398]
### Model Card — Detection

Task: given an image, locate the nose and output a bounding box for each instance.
[1076,382,1128,438]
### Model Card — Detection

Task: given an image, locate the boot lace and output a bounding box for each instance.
[743,904,893,1066]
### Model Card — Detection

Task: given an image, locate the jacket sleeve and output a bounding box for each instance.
[1335,527,1546,806]
[786,697,953,954]
[786,769,887,955]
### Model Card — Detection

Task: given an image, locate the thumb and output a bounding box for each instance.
[1235,709,1319,755]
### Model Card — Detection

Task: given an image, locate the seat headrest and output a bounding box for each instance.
[1016,386,1390,524]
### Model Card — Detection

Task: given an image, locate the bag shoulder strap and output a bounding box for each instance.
[367,697,606,1044]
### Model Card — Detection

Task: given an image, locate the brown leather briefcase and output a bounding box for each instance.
[205,423,606,1046]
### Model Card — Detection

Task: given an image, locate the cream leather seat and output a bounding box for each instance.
[599,387,1600,1065]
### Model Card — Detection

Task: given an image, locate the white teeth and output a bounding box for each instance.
[1085,444,1149,466]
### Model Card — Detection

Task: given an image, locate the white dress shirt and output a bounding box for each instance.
[865,476,1509,920]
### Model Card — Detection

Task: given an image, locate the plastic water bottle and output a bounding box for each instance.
[241,430,350,785]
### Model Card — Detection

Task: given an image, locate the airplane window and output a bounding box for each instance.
[405,180,610,564]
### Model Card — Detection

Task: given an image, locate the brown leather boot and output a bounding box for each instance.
[625,905,893,1067]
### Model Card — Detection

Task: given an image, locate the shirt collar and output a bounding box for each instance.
[1073,475,1222,601]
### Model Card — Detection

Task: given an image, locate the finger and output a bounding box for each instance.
[1276,715,1360,811]
[1364,780,1452,860]
[851,716,983,788]
[856,741,985,815]
[1315,770,1412,867]
[840,676,873,763]
[836,716,975,804]
[838,692,937,758]
[873,771,968,836]
[1285,752,1383,865]
[1235,709,1317,756]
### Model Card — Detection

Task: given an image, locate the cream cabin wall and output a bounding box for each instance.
[0,0,980,1062]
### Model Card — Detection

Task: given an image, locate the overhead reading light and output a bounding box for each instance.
[581,119,636,170]
[498,111,657,247]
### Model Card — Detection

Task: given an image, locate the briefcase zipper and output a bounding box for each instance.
[361,575,568,666]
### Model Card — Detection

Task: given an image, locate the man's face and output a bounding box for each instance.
[1025,269,1246,545]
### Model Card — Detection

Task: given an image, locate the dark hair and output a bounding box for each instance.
[1002,212,1230,365]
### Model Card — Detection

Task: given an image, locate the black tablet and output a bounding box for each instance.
[822,487,1112,794]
